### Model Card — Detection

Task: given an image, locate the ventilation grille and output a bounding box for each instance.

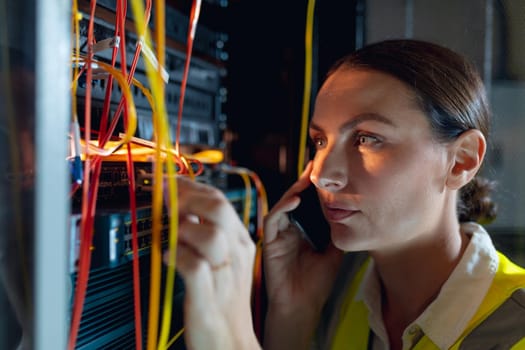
[71,256,186,349]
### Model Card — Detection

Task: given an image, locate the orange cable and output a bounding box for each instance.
[247,170,268,343]
[68,1,97,348]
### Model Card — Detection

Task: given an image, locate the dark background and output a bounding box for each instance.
[173,0,365,206]
[225,1,363,206]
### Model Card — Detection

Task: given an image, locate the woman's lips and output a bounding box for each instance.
[323,206,358,221]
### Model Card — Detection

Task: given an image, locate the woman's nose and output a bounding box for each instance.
[310,149,348,191]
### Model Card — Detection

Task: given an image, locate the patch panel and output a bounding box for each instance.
[75,16,226,148]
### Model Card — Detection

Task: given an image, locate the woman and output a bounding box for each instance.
[172,39,525,350]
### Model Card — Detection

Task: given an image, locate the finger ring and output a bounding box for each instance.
[211,258,231,271]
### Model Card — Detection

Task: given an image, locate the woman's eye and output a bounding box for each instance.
[311,137,326,148]
[356,134,380,147]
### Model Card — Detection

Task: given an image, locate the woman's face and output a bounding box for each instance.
[309,68,453,253]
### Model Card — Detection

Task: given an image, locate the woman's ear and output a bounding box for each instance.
[445,129,486,190]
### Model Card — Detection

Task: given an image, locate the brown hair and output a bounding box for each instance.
[327,39,497,224]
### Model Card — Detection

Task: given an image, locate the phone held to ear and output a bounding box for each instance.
[288,184,331,252]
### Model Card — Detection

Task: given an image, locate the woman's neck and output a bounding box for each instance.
[370,222,470,345]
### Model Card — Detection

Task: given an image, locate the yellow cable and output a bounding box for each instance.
[221,166,252,228]
[155,0,165,79]
[180,156,195,179]
[165,327,185,349]
[245,169,267,339]
[190,149,224,164]
[132,78,156,116]
[150,133,164,350]
[221,166,266,244]
[158,154,179,350]
[71,1,81,124]
[129,0,165,115]
[247,168,268,286]
[128,1,176,349]
[72,57,137,150]
[248,169,268,217]
[157,0,203,345]
[153,0,179,346]
[239,172,252,228]
[298,0,316,178]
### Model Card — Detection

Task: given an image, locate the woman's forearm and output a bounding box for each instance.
[263,305,320,350]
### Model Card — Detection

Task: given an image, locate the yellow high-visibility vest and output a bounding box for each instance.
[331,252,525,350]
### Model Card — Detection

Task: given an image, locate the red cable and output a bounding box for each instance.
[70,2,162,349]
[175,0,200,154]
[70,182,81,198]
[126,142,142,350]
[191,158,204,176]
[97,34,119,141]
[68,1,97,348]
[69,0,149,347]
[115,1,144,348]
[99,0,151,148]
[95,3,152,348]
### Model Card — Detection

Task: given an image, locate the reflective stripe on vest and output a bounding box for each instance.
[458,288,525,349]
[331,252,525,350]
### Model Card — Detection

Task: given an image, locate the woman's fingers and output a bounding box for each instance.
[164,177,260,350]
[177,218,231,269]
[263,196,300,244]
[279,161,314,199]
[177,177,244,235]
[263,161,314,243]
[168,243,214,300]
[172,176,253,282]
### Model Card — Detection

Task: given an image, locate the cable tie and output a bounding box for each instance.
[71,60,99,70]
[93,36,120,54]
[138,37,170,83]
[113,36,121,47]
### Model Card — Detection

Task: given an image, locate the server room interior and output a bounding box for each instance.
[1,0,525,349]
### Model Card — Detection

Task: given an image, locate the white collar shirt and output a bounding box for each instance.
[354,222,499,350]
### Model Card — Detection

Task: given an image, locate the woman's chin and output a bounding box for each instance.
[329,223,366,251]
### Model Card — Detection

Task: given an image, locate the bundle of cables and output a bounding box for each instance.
[67,0,326,347]
[68,0,271,349]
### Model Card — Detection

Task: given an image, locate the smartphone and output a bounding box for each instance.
[288,184,331,252]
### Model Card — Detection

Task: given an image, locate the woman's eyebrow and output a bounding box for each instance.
[309,113,397,132]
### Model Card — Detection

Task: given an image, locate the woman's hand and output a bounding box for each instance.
[263,162,344,349]
[165,177,261,350]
